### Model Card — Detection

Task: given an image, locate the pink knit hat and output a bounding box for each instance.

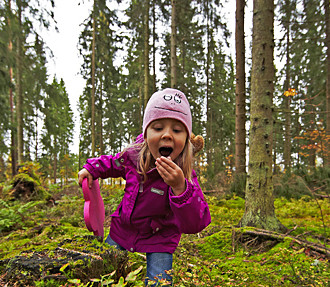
[143,88,192,137]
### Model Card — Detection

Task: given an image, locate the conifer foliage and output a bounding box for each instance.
[0,0,328,198]
[42,78,74,184]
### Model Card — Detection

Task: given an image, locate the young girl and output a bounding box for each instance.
[78,88,211,286]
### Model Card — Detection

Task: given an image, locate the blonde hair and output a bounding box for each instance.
[138,138,194,183]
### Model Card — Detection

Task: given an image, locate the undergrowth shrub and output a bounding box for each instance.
[102,184,125,214]
[229,173,246,198]
[2,162,50,201]
[278,166,330,198]
[0,200,41,232]
[226,166,330,200]
[295,166,330,187]
[273,174,312,199]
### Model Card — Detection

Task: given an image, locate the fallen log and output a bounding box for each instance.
[232,227,329,257]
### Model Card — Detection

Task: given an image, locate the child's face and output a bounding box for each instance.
[145,118,188,162]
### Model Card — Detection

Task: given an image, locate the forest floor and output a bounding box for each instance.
[0,182,329,286]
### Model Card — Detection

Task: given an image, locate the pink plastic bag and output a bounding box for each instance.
[82,178,105,238]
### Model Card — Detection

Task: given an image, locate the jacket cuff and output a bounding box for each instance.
[83,163,99,179]
[170,180,194,205]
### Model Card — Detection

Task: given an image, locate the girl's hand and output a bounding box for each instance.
[155,156,186,196]
[78,168,93,188]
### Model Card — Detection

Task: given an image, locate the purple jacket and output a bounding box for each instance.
[83,135,211,254]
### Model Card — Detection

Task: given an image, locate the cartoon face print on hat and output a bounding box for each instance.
[155,92,188,116]
[163,93,182,104]
[142,88,192,137]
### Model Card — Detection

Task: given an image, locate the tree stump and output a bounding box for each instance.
[0,236,130,286]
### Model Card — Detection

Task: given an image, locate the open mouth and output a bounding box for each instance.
[159,147,173,157]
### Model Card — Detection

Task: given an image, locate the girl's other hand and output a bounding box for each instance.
[78,168,93,188]
[155,156,186,196]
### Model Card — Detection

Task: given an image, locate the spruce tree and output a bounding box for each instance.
[42,78,74,183]
[78,0,122,161]
[240,0,286,232]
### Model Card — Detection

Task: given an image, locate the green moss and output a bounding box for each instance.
[198,229,233,257]
[208,196,245,226]
[1,182,329,286]
[221,195,245,209]
[35,279,63,287]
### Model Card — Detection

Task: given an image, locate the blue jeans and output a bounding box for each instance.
[105,235,173,286]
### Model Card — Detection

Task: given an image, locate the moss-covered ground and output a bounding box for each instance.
[0,182,329,286]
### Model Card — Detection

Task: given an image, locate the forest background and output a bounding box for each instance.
[0,0,328,188]
[0,0,329,285]
[0,0,329,188]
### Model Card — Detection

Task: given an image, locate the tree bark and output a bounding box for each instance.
[8,0,17,175]
[283,24,291,173]
[144,0,150,107]
[206,0,212,169]
[325,0,330,166]
[152,0,157,92]
[139,55,143,129]
[99,82,103,155]
[53,146,57,185]
[16,0,23,163]
[171,0,177,88]
[240,0,285,233]
[205,0,217,174]
[235,0,246,175]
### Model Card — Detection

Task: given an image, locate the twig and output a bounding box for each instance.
[41,274,67,281]
[284,225,298,236]
[204,189,225,194]
[313,194,330,198]
[296,231,312,239]
[56,247,103,260]
[244,236,259,247]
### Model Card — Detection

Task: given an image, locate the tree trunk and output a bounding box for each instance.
[152,0,157,92]
[139,55,143,129]
[240,0,285,233]
[235,0,246,175]
[99,82,103,155]
[273,117,278,173]
[99,82,103,189]
[9,62,17,174]
[91,3,96,157]
[34,114,38,161]
[305,87,316,169]
[8,0,17,176]
[206,0,211,169]
[144,0,150,107]
[325,0,330,166]
[171,0,177,88]
[16,0,23,163]
[53,149,57,185]
[283,26,291,173]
